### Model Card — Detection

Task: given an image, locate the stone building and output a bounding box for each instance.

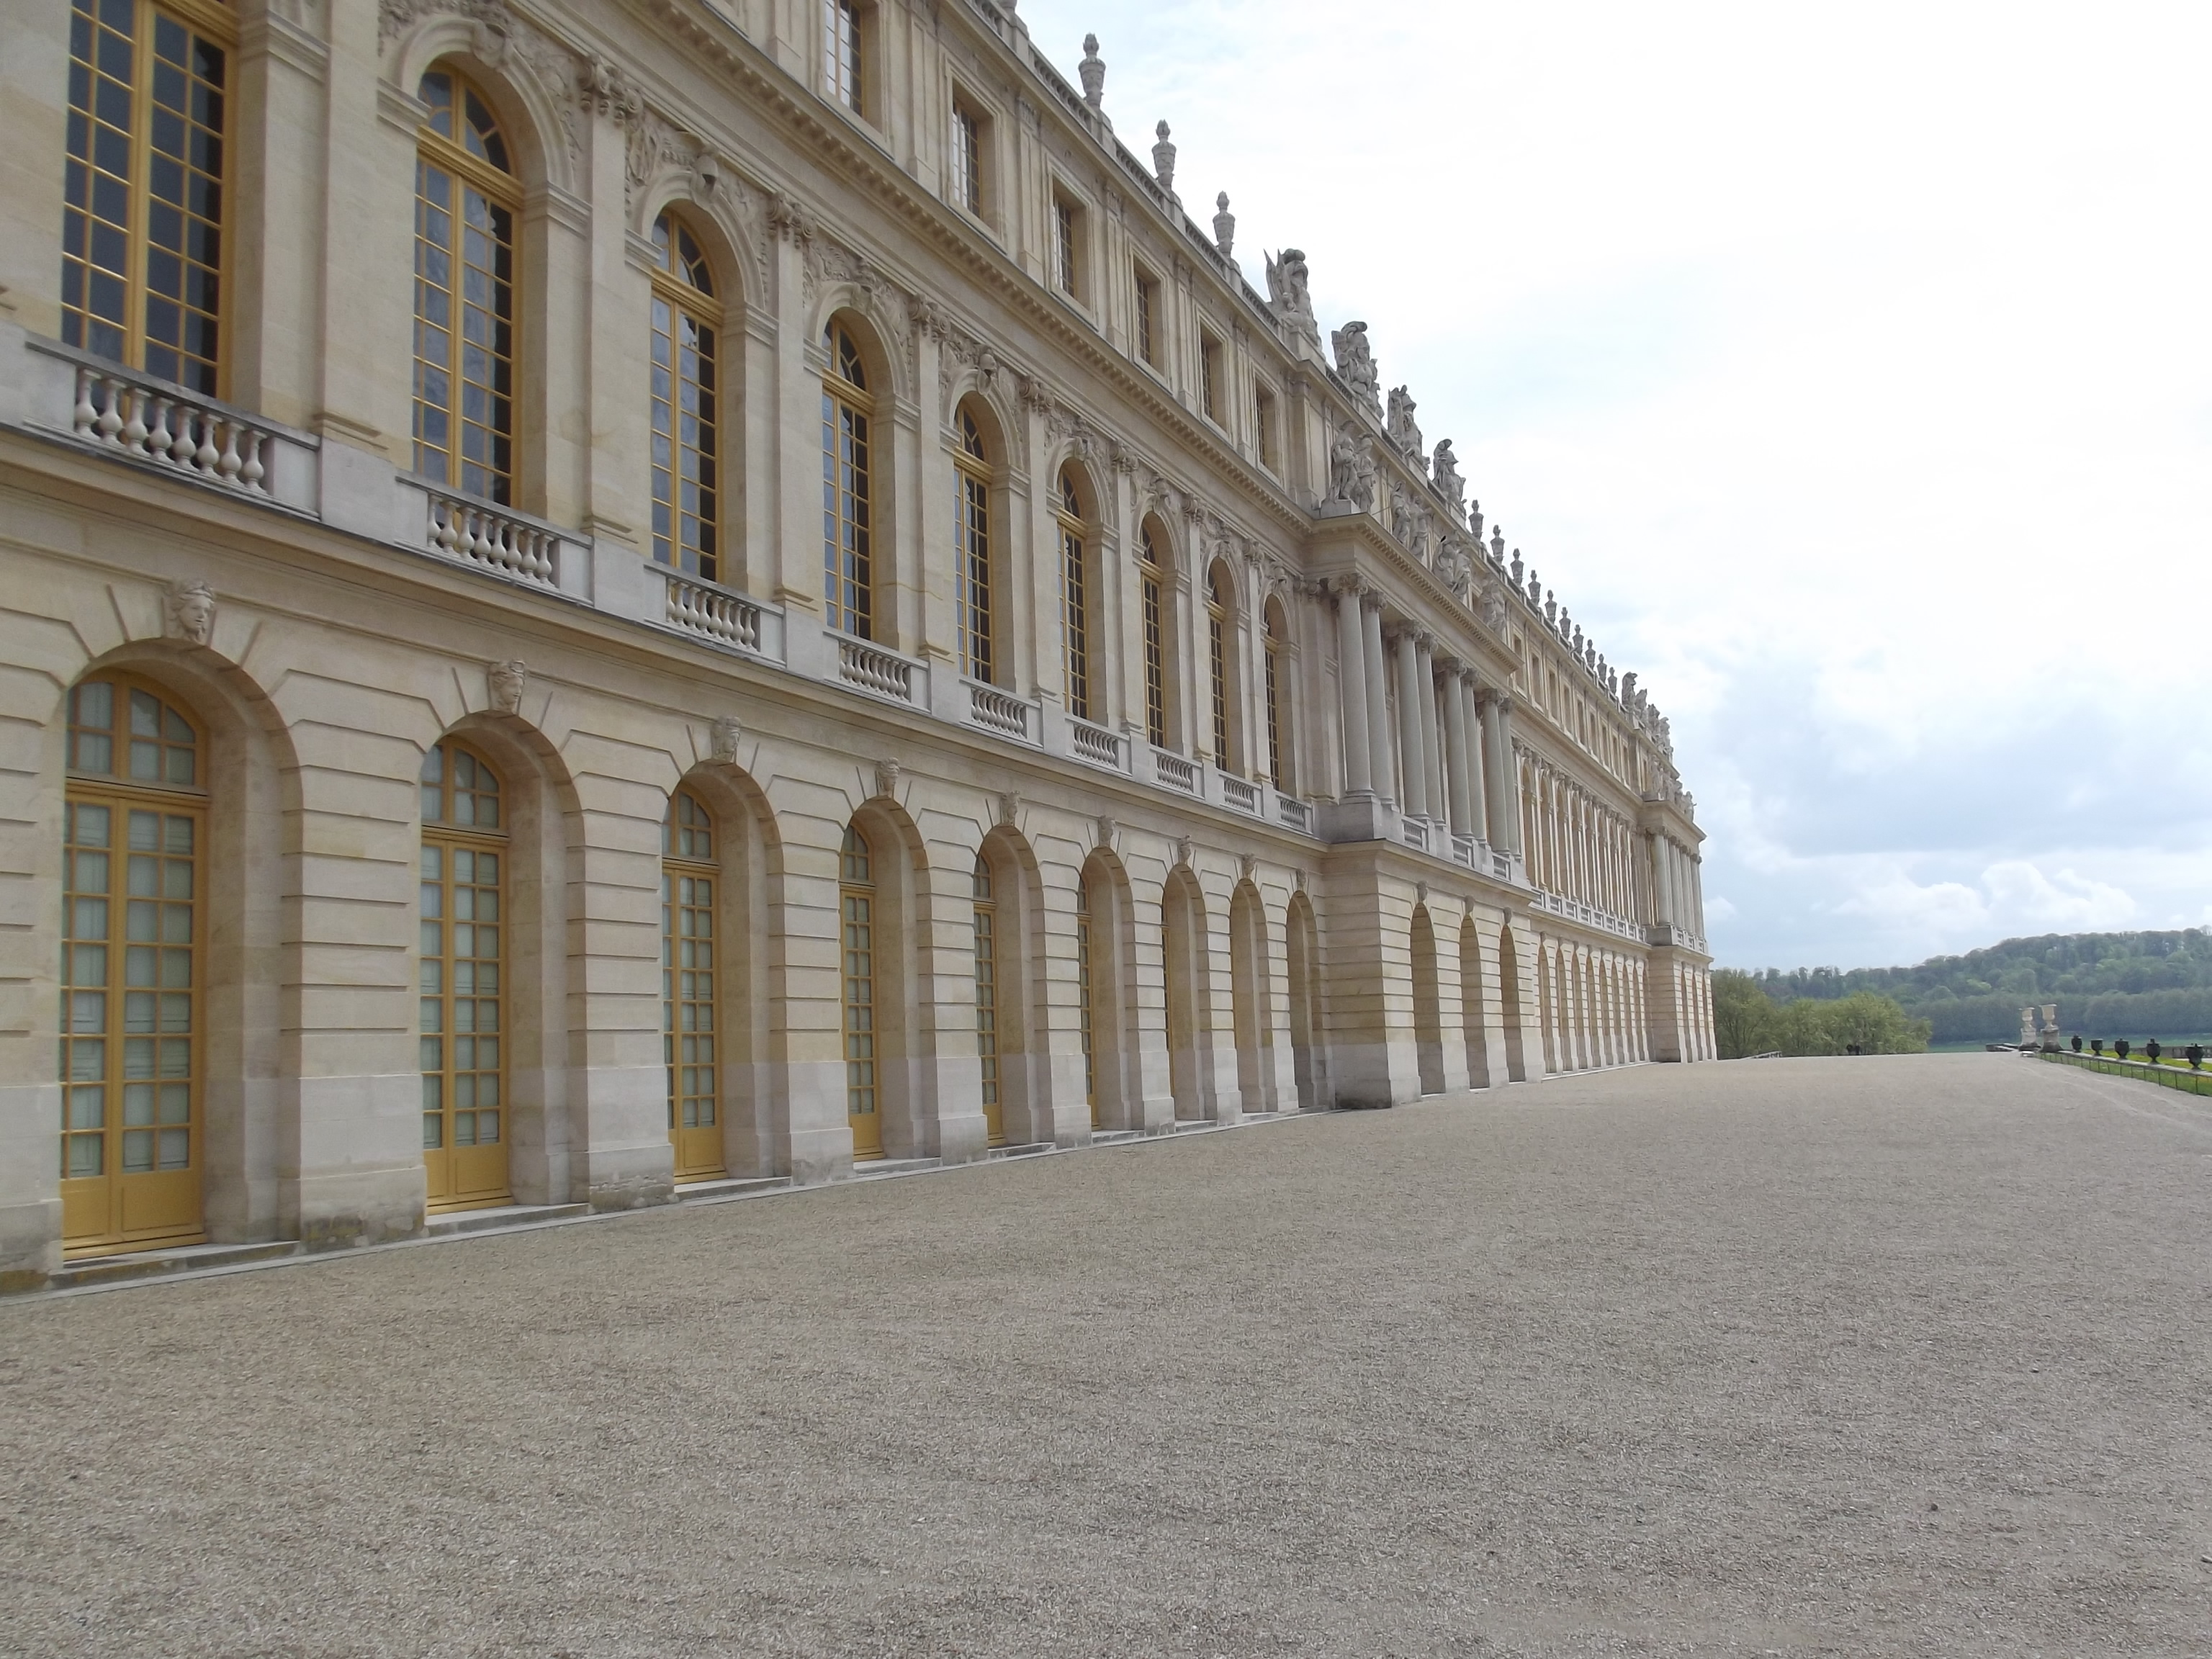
[0,0,1714,1287]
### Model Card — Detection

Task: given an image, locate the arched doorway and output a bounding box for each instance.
[1411,905,1444,1095]
[1229,880,1268,1112]
[1286,891,1323,1110]
[840,823,884,1160]
[1160,866,1207,1122]
[419,737,512,1210]
[58,673,210,1255]
[1460,918,1492,1089]
[1498,925,1528,1083]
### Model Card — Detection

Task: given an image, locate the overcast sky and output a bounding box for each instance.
[1016,0,2212,972]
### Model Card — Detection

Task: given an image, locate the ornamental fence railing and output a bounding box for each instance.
[2040,1048,2212,1097]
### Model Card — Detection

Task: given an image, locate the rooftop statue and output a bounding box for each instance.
[1330,320,1381,409]
[1385,385,1424,468]
[1431,440,1465,518]
[1326,426,1377,512]
[1151,121,1176,192]
[1264,248,1318,337]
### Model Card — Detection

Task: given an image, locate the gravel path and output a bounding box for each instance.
[4,1054,2210,1658]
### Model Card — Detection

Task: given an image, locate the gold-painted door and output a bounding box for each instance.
[60,794,205,1256]
[665,791,726,1181]
[974,858,1005,1148]
[842,827,883,1160]
[420,743,510,1210]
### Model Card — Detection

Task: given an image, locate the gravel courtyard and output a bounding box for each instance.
[5,1054,2210,1658]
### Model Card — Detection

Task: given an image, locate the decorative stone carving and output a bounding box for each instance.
[873,758,902,800]
[1480,582,1509,637]
[1509,544,1523,585]
[1264,248,1317,336]
[578,55,642,122]
[709,715,742,765]
[1174,835,1196,871]
[1468,498,1485,545]
[1431,440,1465,518]
[1079,35,1105,108]
[1238,853,1259,884]
[1621,671,1639,707]
[1330,320,1380,409]
[996,791,1021,827]
[766,189,813,243]
[1151,121,1176,192]
[1293,868,1308,894]
[1094,815,1118,854]
[487,658,528,716]
[1211,193,1235,257]
[165,579,215,646]
[1416,881,1430,907]
[1385,385,1424,467]
[1437,541,1473,602]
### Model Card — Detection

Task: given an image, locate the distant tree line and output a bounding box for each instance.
[1737,929,2212,1043]
[1712,972,1932,1060]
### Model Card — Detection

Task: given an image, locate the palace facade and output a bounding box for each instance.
[0,0,1714,1287]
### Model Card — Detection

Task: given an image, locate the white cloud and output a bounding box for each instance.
[1020,1,2212,968]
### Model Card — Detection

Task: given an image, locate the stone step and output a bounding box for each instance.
[981,1141,1054,1160]
[850,1156,940,1179]
[51,1238,303,1290]
[1086,1129,1143,1146]
[423,1202,590,1238]
[673,1176,791,1202]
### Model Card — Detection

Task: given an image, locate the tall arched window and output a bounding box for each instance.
[420,740,508,1210]
[649,212,721,582]
[972,855,1004,1147]
[1264,598,1292,792]
[413,69,518,504]
[1139,522,1170,750]
[61,0,231,394]
[664,790,721,1180]
[822,324,873,637]
[1207,563,1237,771]
[953,405,993,680]
[1057,467,1092,721]
[840,825,881,1159]
[60,675,206,1256]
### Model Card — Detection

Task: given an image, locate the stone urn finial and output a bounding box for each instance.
[1079,35,1105,107]
[1212,192,1235,257]
[1152,120,1176,192]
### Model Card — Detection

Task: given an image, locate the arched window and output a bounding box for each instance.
[649,212,721,582]
[664,790,721,1180]
[1264,598,1292,792]
[1139,522,1171,750]
[61,0,232,394]
[822,323,873,637]
[1057,467,1092,721]
[413,68,518,504]
[972,855,1004,1147]
[840,824,881,1159]
[60,675,206,1256]
[1207,563,1237,772]
[420,740,507,1210]
[953,405,992,680]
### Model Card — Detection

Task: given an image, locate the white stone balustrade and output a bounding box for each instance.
[423,489,564,590]
[1067,717,1124,770]
[664,571,781,660]
[965,680,1034,741]
[835,635,922,706]
[1220,775,1261,815]
[1152,748,1200,795]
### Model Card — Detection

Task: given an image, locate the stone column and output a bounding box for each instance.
[1495,701,1524,855]
[1462,675,1488,842]
[1361,594,1394,806]
[1442,662,1474,837]
[1651,837,1675,927]
[1332,580,1372,797]
[1390,628,1427,820]
[1415,634,1446,827]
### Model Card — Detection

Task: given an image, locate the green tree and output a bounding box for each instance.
[1712,968,1777,1058]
